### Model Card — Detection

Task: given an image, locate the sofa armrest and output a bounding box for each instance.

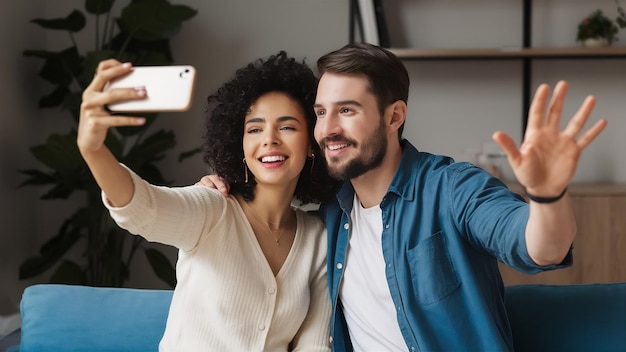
[505,283,626,352]
[19,284,173,352]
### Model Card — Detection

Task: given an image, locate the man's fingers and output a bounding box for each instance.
[197,175,230,197]
[492,131,521,166]
[576,118,608,149]
[545,80,568,129]
[563,95,596,138]
[527,83,550,131]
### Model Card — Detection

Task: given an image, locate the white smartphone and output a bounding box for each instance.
[104,65,197,112]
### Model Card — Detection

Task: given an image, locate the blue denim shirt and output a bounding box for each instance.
[320,140,572,352]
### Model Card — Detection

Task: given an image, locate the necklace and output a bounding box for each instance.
[245,202,289,246]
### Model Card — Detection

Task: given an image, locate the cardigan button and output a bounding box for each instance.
[343,223,349,229]
[329,336,333,344]
[336,263,343,270]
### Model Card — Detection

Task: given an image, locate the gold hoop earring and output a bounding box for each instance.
[309,153,315,174]
[242,158,249,183]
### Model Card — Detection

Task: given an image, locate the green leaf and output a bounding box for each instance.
[115,113,158,137]
[144,248,176,288]
[178,147,201,163]
[17,169,57,188]
[128,129,176,161]
[62,91,83,122]
[23,50,58,59]
[19,217,82,279]
[105,31,174,64]
[36,47,84,86]
[120,1,197,41]
[40,217,82,257]
[83,50,116,80]
[104,131,125,159]
[39,85,70,108]
[19,257,53,280]
[49,260,88,285]
[31,10,87,32]
[30,131,83,172]
[85,0,116,15]
[39,183,74,200]
[136,163,169,186]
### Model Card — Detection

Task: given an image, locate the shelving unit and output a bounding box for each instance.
[382,0,626,133]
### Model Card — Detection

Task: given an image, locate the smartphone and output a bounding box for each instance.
[104,65,197,112]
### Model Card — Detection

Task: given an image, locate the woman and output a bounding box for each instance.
[77,52,339,351]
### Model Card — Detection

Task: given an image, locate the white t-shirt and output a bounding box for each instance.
[339,196,406,351]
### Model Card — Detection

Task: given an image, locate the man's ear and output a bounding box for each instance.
[386,100,407,132]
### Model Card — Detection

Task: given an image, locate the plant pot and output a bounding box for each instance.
[580,38,610,48]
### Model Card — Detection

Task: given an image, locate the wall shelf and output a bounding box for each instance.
[389,47,626,60]
[375,0,626,134]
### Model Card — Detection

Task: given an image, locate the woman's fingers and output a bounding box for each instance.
[81,60,147,115]
[82,86,147,111]
[88,60,131,92]
[86,114,146,128]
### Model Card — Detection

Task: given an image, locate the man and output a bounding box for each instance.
[201,43,607,351]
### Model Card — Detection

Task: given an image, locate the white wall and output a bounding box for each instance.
[387,0,626,181]
[1,0,625,315]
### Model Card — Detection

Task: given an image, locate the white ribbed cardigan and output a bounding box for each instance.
[104,169,331,351]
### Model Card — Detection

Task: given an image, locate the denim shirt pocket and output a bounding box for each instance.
[407,231,461,305]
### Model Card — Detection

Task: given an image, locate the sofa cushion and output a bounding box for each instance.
[505,283,626,352]
[19,284,173,352]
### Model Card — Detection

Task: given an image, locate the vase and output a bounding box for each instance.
[580,38,609,48]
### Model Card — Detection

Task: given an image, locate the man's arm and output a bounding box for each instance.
[493,81,607,266]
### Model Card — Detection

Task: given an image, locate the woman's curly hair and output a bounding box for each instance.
[202,51,339,204]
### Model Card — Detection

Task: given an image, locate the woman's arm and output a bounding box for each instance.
[77,59,147,207]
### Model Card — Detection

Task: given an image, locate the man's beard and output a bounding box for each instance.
[325,120,387,181]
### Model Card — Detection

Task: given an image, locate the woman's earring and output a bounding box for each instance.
[242,158,249,183]
[308,153,315,174]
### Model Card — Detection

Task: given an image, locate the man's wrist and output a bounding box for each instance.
[525,187,568,204]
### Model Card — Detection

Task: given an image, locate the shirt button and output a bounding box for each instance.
[259,324,266,330]
[343,223,349,229]
[336,263,343,270]
[268,287,276,294]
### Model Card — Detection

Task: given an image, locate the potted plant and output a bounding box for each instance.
[19,0,197,288]
[576,9,619,47]
[617,0,626,29]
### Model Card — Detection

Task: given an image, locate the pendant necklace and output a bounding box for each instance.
[246,202,288,246]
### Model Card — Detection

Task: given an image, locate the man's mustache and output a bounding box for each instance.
[318,135,357,151]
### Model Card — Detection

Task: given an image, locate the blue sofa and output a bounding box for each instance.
[7,283,626,351]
